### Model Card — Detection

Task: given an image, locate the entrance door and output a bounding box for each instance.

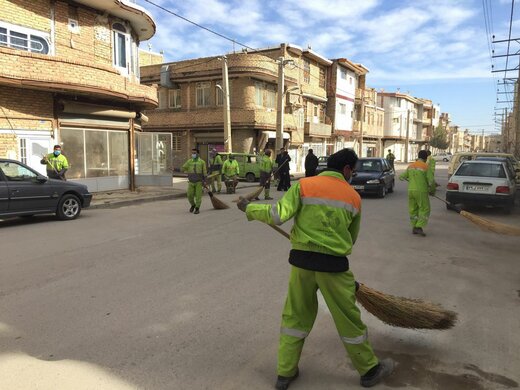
[135,132,173,186]
[19,136,52,176]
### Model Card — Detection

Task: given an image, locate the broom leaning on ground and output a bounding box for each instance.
[432,194,520,237]
[262,222,457,330]
[204,172,229,210]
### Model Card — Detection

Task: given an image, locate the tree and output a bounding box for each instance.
[430,123,449,150]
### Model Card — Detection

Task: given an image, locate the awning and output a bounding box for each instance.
[263,131,290,139]
[302,93,328,103]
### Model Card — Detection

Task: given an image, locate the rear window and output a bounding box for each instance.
[455,163,506,178]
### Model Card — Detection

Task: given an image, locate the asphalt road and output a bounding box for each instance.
[1,164,519,390]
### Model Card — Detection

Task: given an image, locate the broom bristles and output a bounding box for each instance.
[355,283,457,330]
[233,186,264,202]
[207,191,229,209]
[460,210,520,236]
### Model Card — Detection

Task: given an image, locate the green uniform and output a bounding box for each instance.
[182,157,207,208]
[399,160,434,228]
[222,159,240,177]
[259,155,274,199]
[41,153,69,180]
[245,171,379,377]
[386,152,395,169]
[209,154,223,193]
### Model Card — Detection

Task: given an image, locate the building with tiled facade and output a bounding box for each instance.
[0,0,162,191]
[140,43,333,172]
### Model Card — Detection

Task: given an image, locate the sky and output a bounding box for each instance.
[138,0,519,136]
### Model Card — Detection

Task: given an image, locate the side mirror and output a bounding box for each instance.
[36,176,48,183]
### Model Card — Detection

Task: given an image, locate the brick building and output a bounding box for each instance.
[0,0,164,191]
[140,43,333,172]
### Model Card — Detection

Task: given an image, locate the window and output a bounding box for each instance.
[339,103,347,115]
[303,59,310,83]
[169,89,181,108]
[19,139,27,164]
[349,77,353,85]
[340,68,347,80]
[113,23,129,72]
[319,66,325,88]
[172,134,181,151]
[196,82,211,107]
[0,22,50,54]
[393,117,400,123]
[254,81,276,108]
[158,88,168,109]
[0,161,38,181]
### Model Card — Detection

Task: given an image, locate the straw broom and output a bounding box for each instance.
[204,172,229,210]
[433,195,520,236]
[266,223,457,330]
[233,158,290,202]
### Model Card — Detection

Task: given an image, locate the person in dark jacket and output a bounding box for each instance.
[304,149,319,177]
[277,150,291,191]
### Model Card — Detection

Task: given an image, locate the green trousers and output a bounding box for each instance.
[277,267,378,377]
[210,174,222,192]
[407,190,430,228]
[187,181,203,208]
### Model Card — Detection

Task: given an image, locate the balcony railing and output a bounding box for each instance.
[304,121,332,137]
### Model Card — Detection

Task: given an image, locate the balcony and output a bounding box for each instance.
[304,121,332,138]
[0,47,158,109]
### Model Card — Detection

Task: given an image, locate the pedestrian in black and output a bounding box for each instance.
[304,148,319,177]
[277,150,291,191]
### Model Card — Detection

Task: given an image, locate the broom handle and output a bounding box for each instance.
[268,224,291,239]
[431,194,462,213]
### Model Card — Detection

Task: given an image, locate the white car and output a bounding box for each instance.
[433,152,452,162]
[446,160,517,213]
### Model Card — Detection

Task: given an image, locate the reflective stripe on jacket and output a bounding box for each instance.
[246,170,361,257]
[399,160,434,192]
[182,158,207,183]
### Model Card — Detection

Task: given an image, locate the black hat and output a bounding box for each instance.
[327,148,358,170]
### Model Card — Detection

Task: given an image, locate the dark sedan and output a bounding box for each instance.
[350,158,395,198]
[0,159,92,220]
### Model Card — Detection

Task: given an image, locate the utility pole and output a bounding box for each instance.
[359,88,365,157]
[404,109,410,163]
[276,56,285,153]
[221,56,232,153]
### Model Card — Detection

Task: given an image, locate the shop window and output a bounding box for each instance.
[0,21,50,54]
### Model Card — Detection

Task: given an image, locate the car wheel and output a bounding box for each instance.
[245,173,256,183]
[56,194,81,220]
[378,185,386,198]
[387,180,394,193]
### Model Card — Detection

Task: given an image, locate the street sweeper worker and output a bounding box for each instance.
[399,150,435,236]
[237,148,394,389]
[181,148,207,215]
[41,144,69,180]
[209,149,223,193]
[255,148,274,200]
[222,155,240,191]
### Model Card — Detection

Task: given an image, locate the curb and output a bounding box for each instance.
[89,192,186,210]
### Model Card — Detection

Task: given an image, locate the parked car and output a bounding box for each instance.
[475,156,520,187]
[350,158,395,198]
[0,159,92,220]
[446,160,516,213]
[448,152,520,180]
[432,152,452,162]
[219,153,260,182]
[315,156,329,174]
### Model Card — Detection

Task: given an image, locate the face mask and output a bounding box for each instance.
[54,150,61,156]
[192,154,197,159]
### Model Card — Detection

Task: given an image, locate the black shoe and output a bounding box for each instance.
[275,368,299,390]
[416,227,426,236]
[194,208,200,214]
[360,358,395,388]
[265,196,273,200]
[189,205,195,213]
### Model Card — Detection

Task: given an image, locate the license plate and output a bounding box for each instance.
[352,185,364,190]
[465,185,487,192]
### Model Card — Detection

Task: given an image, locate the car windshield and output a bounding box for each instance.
[355,160,382,172]
[456,163,506,178]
